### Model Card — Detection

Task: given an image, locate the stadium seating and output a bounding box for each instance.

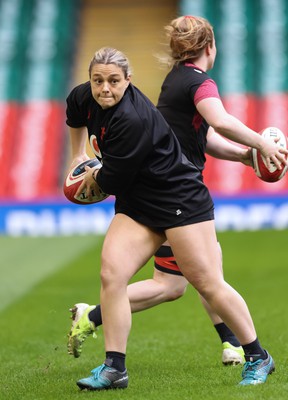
[0,0,80,200]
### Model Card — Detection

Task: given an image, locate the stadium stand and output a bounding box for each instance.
[0,0,287,235]
[0,0,80,200]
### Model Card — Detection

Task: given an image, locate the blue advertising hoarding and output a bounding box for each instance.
[1,195,287,236]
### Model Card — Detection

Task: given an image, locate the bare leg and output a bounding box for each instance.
[198,242,223,325]
[68,234,241,364]
[96,240,229,329]
[128,261,223,323]
[100,214,165,353]
[128,270,187,312]
[166,220,256,345]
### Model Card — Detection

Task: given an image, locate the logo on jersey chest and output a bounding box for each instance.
[100,127,106,140]
[90,134,102,160]
[90,126,106,160]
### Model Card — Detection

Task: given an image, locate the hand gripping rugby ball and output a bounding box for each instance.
[252,127,288,182]
[63,158,109,204]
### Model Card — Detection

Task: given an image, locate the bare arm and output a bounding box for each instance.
[68,126,90,168]
[197,97,288,169]
[206,127,252,166]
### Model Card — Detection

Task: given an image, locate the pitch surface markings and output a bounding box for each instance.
[0,235,98,311]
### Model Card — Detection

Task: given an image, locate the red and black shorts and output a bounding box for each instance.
[154,245,183,276]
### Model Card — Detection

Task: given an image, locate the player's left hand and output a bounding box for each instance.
[75,166,101,201]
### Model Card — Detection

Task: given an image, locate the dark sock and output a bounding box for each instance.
[105,351,126,372]
[88,304,102,327]
[214,323,241,347]
[242,338,267,362]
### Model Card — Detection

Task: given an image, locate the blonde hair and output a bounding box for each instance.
[89,47,132,78]
[164,15,214,66]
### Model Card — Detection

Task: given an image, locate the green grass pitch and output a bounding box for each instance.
[0,230,287,400]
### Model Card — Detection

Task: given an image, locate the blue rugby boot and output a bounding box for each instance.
[77,364,128,390]
[239,352,275,385]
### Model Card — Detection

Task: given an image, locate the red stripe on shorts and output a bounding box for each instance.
[154,256,180,272]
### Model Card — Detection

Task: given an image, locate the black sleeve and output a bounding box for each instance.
[96,112,153,196]
[66,84,89,128]
[184,69,210,104]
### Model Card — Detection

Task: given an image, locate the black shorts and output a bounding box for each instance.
[115,200,215,231]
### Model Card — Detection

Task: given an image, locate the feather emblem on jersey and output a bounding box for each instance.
[90,134,102,159]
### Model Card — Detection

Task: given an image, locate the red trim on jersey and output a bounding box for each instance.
[194,79,220,104]
[184,62,203,70]
[184,63,220,104]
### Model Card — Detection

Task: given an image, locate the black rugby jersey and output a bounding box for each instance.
[66,82,213,229]
[157,63,216,172]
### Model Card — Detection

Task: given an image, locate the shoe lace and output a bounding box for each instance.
[91,364,106,379]
[242,359,262,379]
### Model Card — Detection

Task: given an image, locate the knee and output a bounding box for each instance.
[160,279,187,302]
[191,274,223,302]
[100,265,114,288]
[166,284,186,301]
[100,254,125,290]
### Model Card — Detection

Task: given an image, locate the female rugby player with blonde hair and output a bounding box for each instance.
[66,16,286,390]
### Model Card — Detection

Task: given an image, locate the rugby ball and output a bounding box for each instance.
[252,127,288,182]
[63,158,109,204]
